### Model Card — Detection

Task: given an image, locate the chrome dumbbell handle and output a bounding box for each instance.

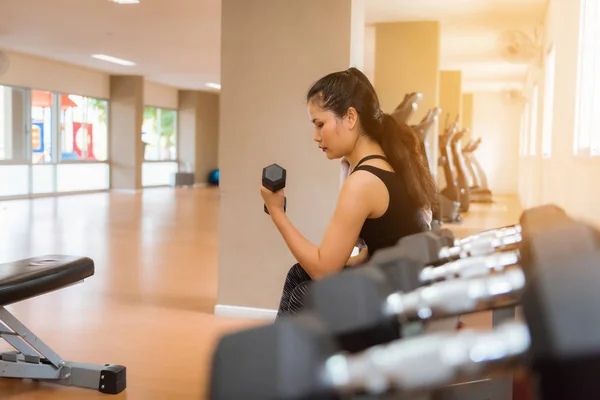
[420,250,520,283]
[439,232,522,259]
[325,321,530,395]
[385,268,525,320]
[455,225,522,246]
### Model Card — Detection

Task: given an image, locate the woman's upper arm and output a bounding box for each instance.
[315,172,374,277]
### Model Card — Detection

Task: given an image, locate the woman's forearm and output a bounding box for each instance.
[269,209,324,278]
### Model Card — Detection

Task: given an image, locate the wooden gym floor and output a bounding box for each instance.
[0,187,522,399]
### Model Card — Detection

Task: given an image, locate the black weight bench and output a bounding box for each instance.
[0,255,126,394]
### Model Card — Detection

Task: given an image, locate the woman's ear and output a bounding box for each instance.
[345,107,358,130]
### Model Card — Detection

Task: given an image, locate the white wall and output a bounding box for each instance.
[0,50,110,99]
[518,0,600,227]
[519,69,544,209]
[363,25,376,84]
[471,92,522,195]
[144,81,179,109]
[0,50,179,108]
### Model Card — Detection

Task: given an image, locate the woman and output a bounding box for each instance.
[260,67,438,318]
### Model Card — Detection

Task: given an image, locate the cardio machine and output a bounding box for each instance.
[438,117,464,223]
[462,137,493,203]
[392,92,423,125]
[411,107,438,168]
[449,128,472,212]
[411,107,461,226]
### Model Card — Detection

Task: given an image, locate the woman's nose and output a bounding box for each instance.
[313,130,321,142]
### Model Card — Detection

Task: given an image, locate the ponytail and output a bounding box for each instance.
[378,114,439,210]
[306,67,439,211]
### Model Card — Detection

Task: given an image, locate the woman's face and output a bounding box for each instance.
[307,101,358,160]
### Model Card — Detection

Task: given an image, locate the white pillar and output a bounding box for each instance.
[218,0,364,310]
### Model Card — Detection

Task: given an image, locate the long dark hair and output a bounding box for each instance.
[306,67,438,210]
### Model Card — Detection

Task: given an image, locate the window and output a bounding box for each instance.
[142,107,177,161]
[574,0,600,156]
[529,85,539,156]
[60,95,109,161]
[0,86,112,199]
[0,85,28,163]
[520,101,530,157]
[31,90,56,164]
[541,45,556,159]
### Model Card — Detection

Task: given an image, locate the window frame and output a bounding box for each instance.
[0,85,112,200]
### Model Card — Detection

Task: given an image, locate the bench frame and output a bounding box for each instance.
[0,287,126,394]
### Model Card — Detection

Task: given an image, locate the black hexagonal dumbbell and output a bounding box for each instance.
[262,163,287,215]
[209,217,600,399]
[337,246,600,397]
[209,313,339,400]
[308,255,527,353]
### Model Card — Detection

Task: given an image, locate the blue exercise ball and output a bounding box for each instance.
[208,169,220,186]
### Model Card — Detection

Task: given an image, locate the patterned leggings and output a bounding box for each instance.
[275,263,354,320]
[275,263,314,319]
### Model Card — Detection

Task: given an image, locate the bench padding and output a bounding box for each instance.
[0,255,94,306]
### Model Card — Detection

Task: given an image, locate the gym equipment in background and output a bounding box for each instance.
[411,107,461,227]
[449,128,471,212]
[0,255,127,394]
[209,204,599,400]
[173,162,195,187]
[411,107,440,174]
[262,164,287,215]
[462,137,493,203]
[208,169,220,186]
[438,116,463,223]
[394,93,465,226]
[392,92,423,125]
[462,138,479,189]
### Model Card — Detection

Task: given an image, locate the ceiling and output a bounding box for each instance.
[0,0,222,90]
[365,0,548,92]
[0,0,547,93]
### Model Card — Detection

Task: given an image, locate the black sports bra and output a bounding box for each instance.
[350,155,428,258]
